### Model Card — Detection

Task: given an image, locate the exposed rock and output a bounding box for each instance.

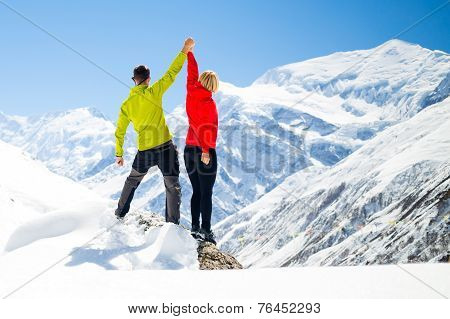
[197,241,243,270]
[135,212,165,231]
[135,212,242,269]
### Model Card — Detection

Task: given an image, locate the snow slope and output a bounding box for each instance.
[0,140,108,250]
[0,141,199,296]
[1,40,448,225]
[216,99,450,268]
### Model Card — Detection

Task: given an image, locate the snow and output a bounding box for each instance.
[3,147,446,301]
[0,141,199,292]
[0,140,107,250]
[0,263,448,298]
[66,221,198,271]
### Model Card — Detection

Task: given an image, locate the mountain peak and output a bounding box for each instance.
[81,107,108,119]
[63,107,108,120]
[253,40,445,87]
[32,107,109,122]
[372,38,432,57]
[380,38,418,49]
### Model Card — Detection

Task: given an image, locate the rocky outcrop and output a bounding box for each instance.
[136,212,165,231]
[197,241,243,270]
[136,212,242,270]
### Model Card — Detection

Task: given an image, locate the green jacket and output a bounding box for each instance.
[115,52,187,157]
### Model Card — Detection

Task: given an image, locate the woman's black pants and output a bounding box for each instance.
[184,146,217,232]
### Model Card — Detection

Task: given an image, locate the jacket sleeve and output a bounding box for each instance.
[114,101,130,157]
[187,51,199,92]
[151,51,187,98]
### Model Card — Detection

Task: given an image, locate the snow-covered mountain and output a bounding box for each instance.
[216,99,450,267]
[254,40,449,118]
[1,40,448,225]
[0,107,116,180]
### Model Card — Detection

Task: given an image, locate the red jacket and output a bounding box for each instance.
[185,52,218,153]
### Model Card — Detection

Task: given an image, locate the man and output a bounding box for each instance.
[114,37,195,223]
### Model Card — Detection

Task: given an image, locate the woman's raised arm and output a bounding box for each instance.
[187,51,199,91]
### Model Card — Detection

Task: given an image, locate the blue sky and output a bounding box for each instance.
[0,0,449,120]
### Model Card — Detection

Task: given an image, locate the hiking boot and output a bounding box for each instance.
[115,210,126,220]
[191,225,202,240]
[200,228,217,245]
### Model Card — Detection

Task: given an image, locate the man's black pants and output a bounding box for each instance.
[115,140,181,224]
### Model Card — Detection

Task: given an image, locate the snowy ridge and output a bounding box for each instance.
[254,40,450,118]
[216,99,450,267]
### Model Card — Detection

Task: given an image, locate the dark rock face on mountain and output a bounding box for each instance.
[197,241,243,270]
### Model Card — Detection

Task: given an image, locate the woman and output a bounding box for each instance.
[184,48,219,244]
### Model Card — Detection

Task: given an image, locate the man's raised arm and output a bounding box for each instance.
[152,37,195,97]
